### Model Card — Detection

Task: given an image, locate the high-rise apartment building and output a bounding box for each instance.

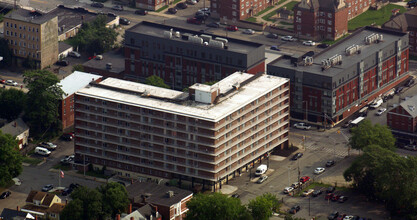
[74,72,289,190]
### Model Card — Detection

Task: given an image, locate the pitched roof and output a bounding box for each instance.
[0,118,29,137]
[399,95,417,118]
[25,191,57,207]
[47,203,66,214]
[126,182,193,207]
[0,208,35,220]
[382,7,417,32]
[58,71,102,99]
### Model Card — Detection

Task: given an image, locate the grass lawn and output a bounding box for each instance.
[256,6,275,16]
[277,0,287,5]
[22,156,43,165]
[262,1,298,21]
[348,4,406,30]
[281,1,298,10]
[246,17,257,22]
[156,5,168,12]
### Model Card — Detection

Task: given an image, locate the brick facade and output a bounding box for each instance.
[211,0,277,23]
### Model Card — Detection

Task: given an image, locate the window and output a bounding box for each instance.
[297,10,301,15]
[327,27,332,32]
[327,20,332,25]
[328,13,332,18]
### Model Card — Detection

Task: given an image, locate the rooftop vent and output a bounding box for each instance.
[303,56,313,66]
[189,36,203,45]
[166,191,174,198]
[214,37,228,45]
[174,31,181,38]
[328,54,342,66]
[163,30,172,39]
[365,33,383,45]
[345,45,361,56]
[408,105,415,112]
[208,40,224,48]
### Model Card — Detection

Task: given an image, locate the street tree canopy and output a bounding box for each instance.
[185,193,252,220]
[23,70,64,139]
[349,119,395,151]
[248,193,281,220]
[98,182,130,218]
[0,88,27,121]
[0,131,22,187]
[145,75,170,89]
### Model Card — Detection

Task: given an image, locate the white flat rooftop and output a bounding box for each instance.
[59,71,102,99]
[77,72,289,122]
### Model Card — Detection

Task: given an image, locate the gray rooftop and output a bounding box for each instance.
[4,8,57,24]
[82,49,125,74]
[126,182,193,207]
[399,95,417,118]
[269,26,407,77]
[58,71,102,99]
[77,72,288,122]
[126,21,263,54]
[58,42,73,54]
[0,118,29,137]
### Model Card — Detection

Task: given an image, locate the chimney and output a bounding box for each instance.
[13,121,17,127]
[17,206,20,211]
[130,217,134,220]
[116,214,120,220]
[129,203,132,214]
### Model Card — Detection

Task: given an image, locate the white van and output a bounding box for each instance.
[369,99,383,109]
[255,164,268,176]
[35,146,51,156]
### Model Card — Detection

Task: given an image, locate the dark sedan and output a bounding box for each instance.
[291,152,303,160]
[0,191,11,199]
[206,22,220,28]
[289,205,300,214]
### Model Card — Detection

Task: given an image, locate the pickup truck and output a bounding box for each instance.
[294,123,311,130]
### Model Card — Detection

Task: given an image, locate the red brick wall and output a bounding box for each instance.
[247,61,265,74]
[387,106,415,133]
[60,95,74,130]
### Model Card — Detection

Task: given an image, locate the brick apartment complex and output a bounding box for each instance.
[73,72,289,190]
[58,71,102,130]
[124,21,265,90]
[382,7,417,56]
[267,27,409,124]
[4,9,58,69]
[293,0,375,40]
[210,0,277,23]
[387,95,417,133]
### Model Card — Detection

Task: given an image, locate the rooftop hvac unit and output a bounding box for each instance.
[174,31,181,38]
[303,56,313,65]
[345,45,360,56]
[200,34,212,42]
[365,33,381,45]
[321,59,330,68]
[163,31,172,39]
[329,54,342,66]
[208,40,224,48]
[189,36,203,45]
[215,37,228,45]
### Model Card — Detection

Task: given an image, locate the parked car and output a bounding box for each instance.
[325,193,334,200]
[336,214,347,220]
[112,5,123,11]
[404,145,417,151]
[338,195,348,203]
[176,2,188,9]
[270,45,280,51]
[69,183,80,190]
[119,18,131,25]
[281,35,296,41]
[343,215,354,220]
[369,99,383,109]
[206,22,220,28]
[283,186,294,194]
[62,187,73,196]
[300,176,310,183]
[56,60,69,66]
[342,120,352,128]
[312,189,322,197]
[326,186,336,193]
[226,25,238,31]
[405,79,415,87]
[291,152,303,160]
[68,51,81,58]
[376,108,387,116]
[195,13,208,20]
[0,191,11,199]
[167,7,177,14]
[328,211,340,220]
[395,86,404,94]
[195,10,209,17]
[0,78,5,84]
[407,0,417,7]
[42,142,57,150]
[314,167,325,174]
[12,178,21,186]
[5,80,18,86]
[42,184,53,192]
[257,175,268,184]
[294,122,311,130]
[187,18,202,25]
[326,160,335,167]
[91,2,104,8]
[302,51,315,58]
[61,133,73,141]
[317,43,329,48]
[135,9,148,15]
[289,205,301,214]
[331,194,341,201]
[243,29,255,35]
[186,0,197,5]
[302,189,314,196]
[199,7,211,14]
[231,194,240,198]
[266,33,278,39]
[61,155,75,164]
[291,182,301,189]
[303,40,316,46]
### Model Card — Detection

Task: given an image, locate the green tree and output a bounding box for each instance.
[72,64,84,72]
[185,193,252,220]
[0,38,13,68]
[23,70,64,138]
[248,193,281,220]
[98,182,130,218]
[0,88,27,121]
[145,75,170,89]
[0,131,22,186]
[349,119,396,151]
[70,15,118,55]
[61,186,103,220]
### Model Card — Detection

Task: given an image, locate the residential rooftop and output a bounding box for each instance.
[4,8,57,24]
[269,26,408,77]
[82,49,125,74]
[77,72,288,122]
[126,21,264,54]
[59,71,102,99]
[400,95,417,118]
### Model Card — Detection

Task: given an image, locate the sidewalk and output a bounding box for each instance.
[255,0,300,25]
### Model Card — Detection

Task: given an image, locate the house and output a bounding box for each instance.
[125,182,192,220]
[73,72,289,191]
[0,118,29,150]
[120,204,162,220]
[58,71,102,130]
[267,26,409,124]
[382,7,417,56]
[0,208,35,220]
[387,95,417,133]
[210,0,277,23]
[22,191,66,220]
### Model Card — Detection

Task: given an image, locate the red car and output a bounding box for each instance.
[187,18,202,25]
[300,176,310,183]
[325,193,334,200]
[331,194,341,201]
[0,79,5,84]
[336,214,346,220]
[226,25,238,31]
